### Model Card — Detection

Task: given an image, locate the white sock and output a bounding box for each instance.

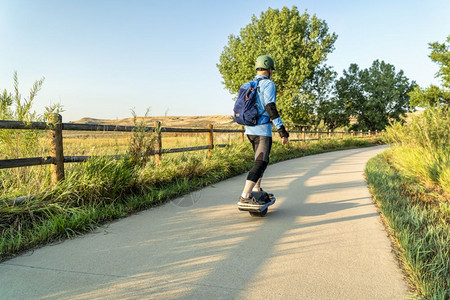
[241,180,256,198]
[252,178,262,192]
[241,192,250,198]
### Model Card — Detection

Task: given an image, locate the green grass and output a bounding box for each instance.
[1,137,382,261]
[366,149,449,299]
[366,106,449,299]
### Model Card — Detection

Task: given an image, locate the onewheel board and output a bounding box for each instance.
[237,195,276,217]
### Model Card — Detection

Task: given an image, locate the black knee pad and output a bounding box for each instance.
[247,160,268,182]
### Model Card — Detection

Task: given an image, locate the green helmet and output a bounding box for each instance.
[255,55,275,70]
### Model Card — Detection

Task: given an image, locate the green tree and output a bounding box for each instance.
[336,60,416,131]
[305,65,353,131]
[217,6,337,124]
[317,96,349,130]
[409,36,450,108]
[430,36,450,88]
[302,64,342,129]
[409,85,450,108]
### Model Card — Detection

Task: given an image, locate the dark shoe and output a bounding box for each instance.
[251,191,273,204]
[253,188,274,198]
[238,196,264,206]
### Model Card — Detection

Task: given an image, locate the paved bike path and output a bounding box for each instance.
[0,146,409,299]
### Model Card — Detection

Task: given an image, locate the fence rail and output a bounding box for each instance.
[0,120,212,133]
[0,115,379,183]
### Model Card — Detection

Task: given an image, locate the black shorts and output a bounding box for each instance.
[247,135,272,163]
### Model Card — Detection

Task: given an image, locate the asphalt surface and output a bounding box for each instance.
[0,146,410,299]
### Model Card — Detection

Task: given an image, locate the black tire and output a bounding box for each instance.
[249,208,268,217]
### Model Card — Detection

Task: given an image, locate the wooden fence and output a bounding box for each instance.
[0,115,378,183]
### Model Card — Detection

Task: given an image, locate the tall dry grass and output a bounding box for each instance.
[383,106,450,196]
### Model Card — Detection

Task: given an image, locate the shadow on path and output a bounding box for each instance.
[1,146,406,299]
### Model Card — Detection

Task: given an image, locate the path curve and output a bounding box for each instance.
[0,146,409,299]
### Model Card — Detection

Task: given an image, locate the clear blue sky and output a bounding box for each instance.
[1,0,449,121]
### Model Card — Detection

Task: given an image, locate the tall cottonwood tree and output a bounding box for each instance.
[217,6,337,124]
[336,60,416,131]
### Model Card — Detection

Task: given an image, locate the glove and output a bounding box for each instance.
[277,125,289,138]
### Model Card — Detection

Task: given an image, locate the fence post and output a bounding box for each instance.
[154,121,162,165]
[359,130,363,137]
[302,128,305,141]
[51,114,64,183]
[207,124,214,159]
[328,129,331,139]
[375,129,378,136]
[351,130,354,137]
[241,125,245,142]
[368,130,371,137]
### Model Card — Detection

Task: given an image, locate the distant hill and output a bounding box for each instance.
[73,115,239,129]
[73,111,425,130]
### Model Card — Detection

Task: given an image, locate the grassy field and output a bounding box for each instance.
[0,133,382,261]
[365,107,449,299]
[0,125,243,198]
[62,131,243,155]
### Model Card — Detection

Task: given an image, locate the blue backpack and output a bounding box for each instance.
[233,77,267,126]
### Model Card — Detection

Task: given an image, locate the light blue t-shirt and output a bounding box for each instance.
[244,75,284,137]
